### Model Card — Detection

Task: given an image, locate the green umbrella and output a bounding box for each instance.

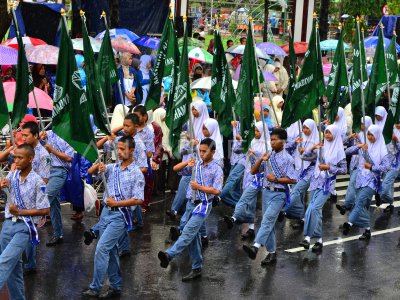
[179,46,213,64]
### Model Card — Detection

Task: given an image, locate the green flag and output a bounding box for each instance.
[326,27,349,123]
[286,32,297,101]
[281,20,325,129]
[235,22,260,152]
[365,25,387,119]
[351,21,368,132]
[383,66,400,143]
[145,13,180,110]
[52,16,98,163]
[0,81,10,130]
[82,15,110,135]
[210,28,235,137]
[11,24,34,128]
[386,34,398,86]
[165,23,191,157]
[98,19,119,106]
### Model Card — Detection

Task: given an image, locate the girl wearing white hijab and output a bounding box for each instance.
[333,107,348,139]
[191,101,209,140]
[300,124,347,253]
[202,119,224,166]
[286,121,301,144]
[285,119,319,224]
[271,96,284,126]
[138,55,153,104]
[337,116,373,215]
[223,121,270,239]
[375,106,388,129]
[343,124,391,240]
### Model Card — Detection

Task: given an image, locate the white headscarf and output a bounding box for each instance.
[271,95,284,126]
[139,55,152,76]
[315,124,346,178]
[375,106,387,129]
[333,107,347,136]
[250,121,270,155]
[357,116,373,143]
[287,121,301,142]
[366,124,388,166]
[153,108,171,154]
[294,119,319,170]
[203,118,224,160]
[191,101,209,140]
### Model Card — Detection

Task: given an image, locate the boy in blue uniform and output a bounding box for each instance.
[82,136,145,298]
[0,144,50,299]
[243,128,297,266]
[158,138,223,282]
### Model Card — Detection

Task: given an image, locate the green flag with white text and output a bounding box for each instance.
[383,66,400,143]
[52,17,98,163]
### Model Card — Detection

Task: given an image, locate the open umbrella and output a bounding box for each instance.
[188,47,213,64]
[226,45,270,60]
[280,42,308,54]
[1,37,47,50]
[364,36,400,57]
[72,37,102,53]
[96,28,139,42]
[323,63,332,77]
[111,37,141,54]
[256,42,288,56]
[134,36,160,50]
[320,39,351,51]
[233,65,277,81]
[191,76,238,90]
[0,46,18,65]
[254,97,271,111]
[25,45,59,65]
[3,82,53,111]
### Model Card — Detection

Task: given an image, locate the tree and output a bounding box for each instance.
[0,0,10,41]
[387,0,400,15]
[319,0,330,41]
[263,0,269,42]
[342,0,387,19]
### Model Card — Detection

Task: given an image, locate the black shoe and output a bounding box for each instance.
[201,236,209,248]
[291,219,304,229]
[298,239,310,250]
[166,210,177,221]
[169,226,181,241]
[241,229,255,241]
[118,250,131,258]
[383,205,394,214]
[277,211,286,222]
[342,222,351,235]
[99,288,121,299]
[23,268,37,276]
[311,242,323,253]
[242,244,258,260]
[359,230,371,240]
[158,251,171,268]
[335,204,347,215]
[182,268,202,282]
[223,215,234,229]
[329,194,338,203]
[375,193,382,207]
[46,236,63,247]
[261,252,277,266]
[82,289,99,298]
[212,196,221,207]
[84,230,96,246]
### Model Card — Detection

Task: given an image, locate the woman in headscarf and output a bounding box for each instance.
[75,54,86,89]
[32,64,51,95]
[285,119,319,227]
[262,105,275,132]
[333,107,348,139]
[375,106,388,129]
[271,95,284,127]
[202,118,224,167]
[191,101,209,140]
[299,124,347,253]
[1,65,15,82]
[116,52,142,107]
[137,55,153,104]
[343,124,391,240]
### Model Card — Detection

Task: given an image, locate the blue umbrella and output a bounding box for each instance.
[256,42,287,56]
[320,39,351,51]
[95,28,139,42]
[364,36,400,52]
[134,36,160,50]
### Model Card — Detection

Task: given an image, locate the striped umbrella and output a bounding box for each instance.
[1,37,47,50]
[0,46,18,65]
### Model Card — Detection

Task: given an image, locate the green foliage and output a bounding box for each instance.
[387,0,400,15]
[341,0,387,18]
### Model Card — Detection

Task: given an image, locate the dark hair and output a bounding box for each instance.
[118,135,136,149]
[200,138,216,151]
[17,143,35,157]
[240,37,247,43]
[124,113,140,125]
[21,122,39,137]
[198,37,205,42]
[227,39,233,46]
[133,105,147,116]
[193,32,200,39]
[271,128,287,140]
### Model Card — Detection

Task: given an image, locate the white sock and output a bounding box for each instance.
[366,227,370,231]
[269,251,275,254]
[232,216,237,222]
[248,224,255,230]
[305,236,310,242]
[254,242,261,248]
[348,222,353,226]
[318,238,323,244]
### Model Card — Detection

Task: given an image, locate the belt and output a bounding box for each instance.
[107,207,120,211]
[266,187,286,193]
[5,218,22,222]
[189,199,212,205]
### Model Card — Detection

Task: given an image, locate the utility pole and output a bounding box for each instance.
[263,0,269,42]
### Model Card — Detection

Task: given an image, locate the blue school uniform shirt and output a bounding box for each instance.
[45,130,74,168]
[33,142,51,180]
[309,159,347,193]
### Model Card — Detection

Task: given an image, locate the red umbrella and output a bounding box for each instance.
[1,37,47,50]
[111,37,141,54]
[281,42,308,55]
[3,82,53,111]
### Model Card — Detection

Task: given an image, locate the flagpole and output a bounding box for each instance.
[357,17,367,143]
[380,24,392,106]
[100,11,127,117]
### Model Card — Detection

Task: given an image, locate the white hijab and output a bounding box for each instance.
[366,124,388,166]
[375,106,387,129]
[153,108,171,154]
[271,95,284,126]
[295,119,319,170]
[203,118,224,161]
[333,107,347,136]
[250,121,270,155]
[315,124,346,177]
[357,116,373,143]
[191,101,209,140]
[287,121,301,142]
